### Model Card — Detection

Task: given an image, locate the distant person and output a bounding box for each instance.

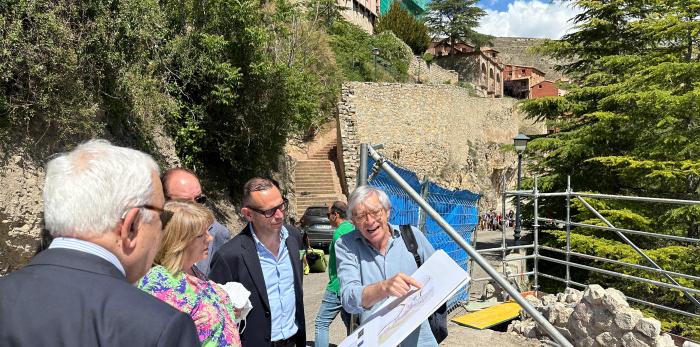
[138,200,241,347]
[336,186,437,347]
[162,167,232,276]
[314,201,353,347]
[209,177,306,347]
[0,140,199,346]
[507,210,515,228]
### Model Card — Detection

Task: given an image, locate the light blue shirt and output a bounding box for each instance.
[49,237,126,277]
[250,225,298,341]
[195,221,231,276]
[335,224,438,347]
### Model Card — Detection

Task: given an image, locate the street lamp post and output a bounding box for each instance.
[372,47,380,80]
[513,133,530,240]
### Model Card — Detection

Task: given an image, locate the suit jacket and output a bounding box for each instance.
[0,248,200,347]
[209,224,306,347]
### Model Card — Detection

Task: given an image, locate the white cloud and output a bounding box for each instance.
[477,0,581,39]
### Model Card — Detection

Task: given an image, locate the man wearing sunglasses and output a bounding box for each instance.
[0,140,199,346]
[210,177,306,347]
[161,167,232,276]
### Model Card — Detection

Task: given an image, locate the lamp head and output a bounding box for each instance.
[513,133,530,153]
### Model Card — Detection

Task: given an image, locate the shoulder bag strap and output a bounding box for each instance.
[400,224,423,267]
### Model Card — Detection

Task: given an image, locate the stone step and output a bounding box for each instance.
[296,181,335,190]
[296,159,331,165]
[295,169,333,175]
[297,189,337,195]
[295,176,333,185]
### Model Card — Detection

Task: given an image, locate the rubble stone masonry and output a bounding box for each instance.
[337,82,545,209]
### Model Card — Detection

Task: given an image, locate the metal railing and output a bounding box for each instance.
[503,175,700,319]
[358,144,574,347]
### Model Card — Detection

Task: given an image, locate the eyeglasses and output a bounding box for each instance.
[353,208,384,223]
[123,205,174,228]
[247,198,288,218]
[194,194,207,205]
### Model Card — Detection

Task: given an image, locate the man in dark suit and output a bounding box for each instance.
[210,177,306,347]
[0,140,200,346]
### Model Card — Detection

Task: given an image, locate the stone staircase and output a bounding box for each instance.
[295,136,345,219]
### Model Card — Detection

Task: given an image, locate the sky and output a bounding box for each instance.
[475,0,582,39]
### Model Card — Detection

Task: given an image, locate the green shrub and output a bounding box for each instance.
[328,20,412,82]
[375,1,430,54]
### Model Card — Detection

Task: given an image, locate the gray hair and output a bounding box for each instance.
[43,140,160,238]
[347,185,391,220]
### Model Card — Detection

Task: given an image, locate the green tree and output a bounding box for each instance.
[376,1,430,54]
[521,0,700,336]
[425,0,492,53]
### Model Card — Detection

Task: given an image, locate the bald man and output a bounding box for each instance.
[161,168,232,276]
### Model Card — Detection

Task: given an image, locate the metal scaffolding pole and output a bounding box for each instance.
[366,145,573,347]
[358,144,369,187]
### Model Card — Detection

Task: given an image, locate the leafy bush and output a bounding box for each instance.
[1,0,341,189]
[328,20,412,82]
[375,1,430,54]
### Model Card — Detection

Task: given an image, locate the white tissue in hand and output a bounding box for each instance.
[220,281,253,323]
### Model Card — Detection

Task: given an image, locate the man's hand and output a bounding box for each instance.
[381,273,422,298]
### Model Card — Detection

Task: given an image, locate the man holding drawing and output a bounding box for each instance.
[335,186,438,347]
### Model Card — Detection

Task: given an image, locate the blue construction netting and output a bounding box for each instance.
[367,158,480,312]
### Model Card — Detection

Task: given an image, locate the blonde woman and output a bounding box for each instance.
[138,200,241,347]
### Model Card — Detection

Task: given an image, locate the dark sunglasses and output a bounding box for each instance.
[140,205,174,228]
[247,198,288,218]
[194,194,207,205]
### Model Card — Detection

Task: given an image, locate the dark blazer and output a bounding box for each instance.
[209,224,306,347]
[0,248,200,347]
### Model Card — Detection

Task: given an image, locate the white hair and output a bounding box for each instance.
[43,139,160,237]
[347,185,391,220]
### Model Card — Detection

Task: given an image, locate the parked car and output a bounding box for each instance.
[300,206,333,250]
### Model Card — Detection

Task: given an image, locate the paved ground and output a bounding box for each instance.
[301,226,541,346]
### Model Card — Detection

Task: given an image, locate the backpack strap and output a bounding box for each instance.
[400,224,423,267]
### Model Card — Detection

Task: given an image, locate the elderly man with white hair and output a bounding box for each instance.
[335,185,438,347]
[0,140,200,346]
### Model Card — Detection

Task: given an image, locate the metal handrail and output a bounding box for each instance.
[363,144,574,347]
[506,176,700,316]
[537,217,700,243]
[539,245,700,282]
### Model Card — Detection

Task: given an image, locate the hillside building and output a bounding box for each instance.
[430,40,503,98]
[338,0,379,33]
[503,64,559,99]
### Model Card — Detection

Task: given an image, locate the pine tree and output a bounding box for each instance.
[425,0,491,52]
[522,0,700,331]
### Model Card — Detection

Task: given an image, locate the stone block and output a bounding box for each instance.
[567,313,589,340]
[635,318,661,339]
[522,321,539,339]
[579,336,596,347]
[596,332,621,347]
[621,332,651,347]
[603,288,629,313]
[614,308,642,331]
[583,285,607,305]
[550,302,574,327]
[652,334,675,347]
[591,307,614,334]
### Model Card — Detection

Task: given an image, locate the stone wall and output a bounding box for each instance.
[337,82,546,209]
[508,285,675,347]
[409,56,459,85]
